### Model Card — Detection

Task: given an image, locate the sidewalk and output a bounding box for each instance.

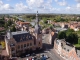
[52,49,64,60]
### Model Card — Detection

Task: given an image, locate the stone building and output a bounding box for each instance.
[5,11,42,57]
[54,39,80,60]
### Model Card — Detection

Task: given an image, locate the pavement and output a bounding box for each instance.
[42,34,64,60]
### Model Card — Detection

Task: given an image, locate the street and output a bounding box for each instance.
[42,34,64,60]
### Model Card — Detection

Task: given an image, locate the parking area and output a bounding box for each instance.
[17,53,49,60]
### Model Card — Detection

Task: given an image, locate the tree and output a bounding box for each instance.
[66,29,74,36]
[58,31,66,39]
[66,33,78,44]
[7,20,13,26]
[4,20,13,28]
[78,38,80,44]
[1,41,5,48]
[11,25,16,32]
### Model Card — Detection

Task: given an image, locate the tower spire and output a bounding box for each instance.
[35,11,42,34]
[36,11,39,24]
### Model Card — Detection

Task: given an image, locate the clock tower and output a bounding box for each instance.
[35,11,42,49]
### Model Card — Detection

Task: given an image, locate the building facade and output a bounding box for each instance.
[54,39,80,60]
[5,11,42,57]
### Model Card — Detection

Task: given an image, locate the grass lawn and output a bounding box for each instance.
[74,44,80,48]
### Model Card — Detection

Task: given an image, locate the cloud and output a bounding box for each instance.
[54,0,58,2]
[77,3,80,8]
[58,1,67,6]
[15,3,31,12]
[66,6,71,10]
[75,0,80,3]
[0,0,3,6]
[26,0,44,8]
[26,0,55,13]
[0,0,13,11]
[55,0,67,6]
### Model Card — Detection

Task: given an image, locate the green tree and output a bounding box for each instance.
[11,25,16,32]
[66,33,78,44]
[78,38,80,44]
[58,31,66,39]
[7,20,13,26]
[66,29,74,36]
[1,41,5,48]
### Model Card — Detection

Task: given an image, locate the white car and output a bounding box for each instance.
[32,57,34,60]
[45,55,48,59]
[26,54,30,57]
[26,58,29,60]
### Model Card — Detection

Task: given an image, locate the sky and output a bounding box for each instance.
[0,0,80,14]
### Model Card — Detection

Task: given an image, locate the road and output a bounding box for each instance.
[42,34,64,60]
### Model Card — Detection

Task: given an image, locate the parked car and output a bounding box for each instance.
[26,54,30,57]
[26,58,29,60]
[32,57,34,60]
[31,53,36,56]
[45,55,48,59]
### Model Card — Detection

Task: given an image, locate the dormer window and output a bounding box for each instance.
[20,38,22,41]
[24,35,25,37]
[26,36,28,40]
[29,36,30,38]
[67,49,69,52]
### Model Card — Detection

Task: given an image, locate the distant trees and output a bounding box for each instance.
[5,20,13,28]
[58,29,78,44]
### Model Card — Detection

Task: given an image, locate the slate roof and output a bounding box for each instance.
[12,31,33,42]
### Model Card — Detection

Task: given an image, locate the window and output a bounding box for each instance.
[30,43,32,46]
[64,48,66,50]
[29,36,31,38]
[27,43,29,47]
[67,49,69,52]
[56,40,59,44]
[24,44,26,47]
[26,36,28,40]
[18,45,20,49]
[20,37,22,41]
[39,42,40,44]
[21,45,23,48]
[61,43,63,46]
[11,48,15,51]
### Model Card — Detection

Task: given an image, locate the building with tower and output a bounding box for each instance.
[5,11,42,57]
